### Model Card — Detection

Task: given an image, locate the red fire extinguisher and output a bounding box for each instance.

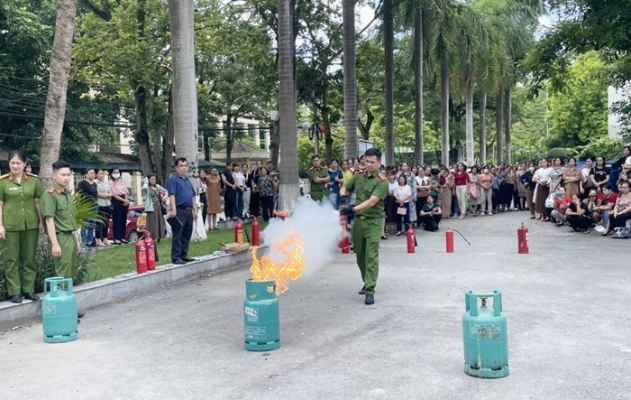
[446,228,454,253]
[251,217,260,246]
[135,239,148,274]
[235,219,244,243]
[407,226,416,253]
[339,215,349,253]
[518,223,529,254]
[144,232,156,270]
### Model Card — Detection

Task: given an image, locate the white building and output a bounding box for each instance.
[608,86,627,138]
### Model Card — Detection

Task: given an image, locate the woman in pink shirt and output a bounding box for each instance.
[454,163,470,219]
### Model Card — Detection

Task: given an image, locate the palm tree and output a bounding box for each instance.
[384,0,395,166]
[40,0,79,188]
[277,0,300,210]
[168,0,199,177]
[342,0,358,159]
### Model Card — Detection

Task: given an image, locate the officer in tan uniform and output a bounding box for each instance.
[0,150,44,303]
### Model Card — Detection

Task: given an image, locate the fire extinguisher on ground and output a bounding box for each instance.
[135,239,148,274]
[251,217,260,246]
[235,219,244,243]
[518,223,529,254]
[407,226,417,253]
[144,232,157,270]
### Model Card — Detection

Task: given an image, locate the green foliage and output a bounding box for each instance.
[73,193,102,227]
[577,137,625,161]
[545,52,608,149]
[546,148,569,160]
[297,132,343,173]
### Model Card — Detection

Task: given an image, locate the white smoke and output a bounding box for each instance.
[261,197,341,278]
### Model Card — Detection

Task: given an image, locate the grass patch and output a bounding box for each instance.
[89,221,267,282]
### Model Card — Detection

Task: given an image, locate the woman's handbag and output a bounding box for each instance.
[469,185,478,199]
[612,227,629,239]
[545,193,556,208]
[397,207,407,215]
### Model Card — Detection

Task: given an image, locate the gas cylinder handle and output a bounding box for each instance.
[465,290,502,317]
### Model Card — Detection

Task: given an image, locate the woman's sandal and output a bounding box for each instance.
[395,231,401,236]
[583,230,590,234]
[568,229,576,233]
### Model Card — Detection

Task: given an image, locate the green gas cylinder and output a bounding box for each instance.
[462,290,509,378]
[42,277,78,343]
[244,279,280,351]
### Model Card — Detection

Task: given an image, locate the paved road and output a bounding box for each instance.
[2,211,630,399]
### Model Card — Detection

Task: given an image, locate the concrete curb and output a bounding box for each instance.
[0,246,267,331]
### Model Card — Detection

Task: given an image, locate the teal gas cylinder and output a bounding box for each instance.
[244,279,280,351]
[42,277,78,343]
[462,290,508,378]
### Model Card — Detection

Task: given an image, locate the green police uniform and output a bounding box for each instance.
[344,171,388,295]
[40,185,79,280]
[307,166,329,202]
[0,173,43,296]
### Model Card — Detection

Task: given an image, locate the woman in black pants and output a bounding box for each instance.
[95,169,113,246]
[109,168,130,244]
[258,167,276,221]
[566,194,592,233]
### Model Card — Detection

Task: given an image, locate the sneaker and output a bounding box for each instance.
[594,225,606,233]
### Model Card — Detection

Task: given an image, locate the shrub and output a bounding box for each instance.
[546,148,569,160]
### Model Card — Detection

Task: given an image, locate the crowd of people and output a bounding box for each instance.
[308,146,631,241]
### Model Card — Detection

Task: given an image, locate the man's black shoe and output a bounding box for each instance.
[23,292,40,301]
[182,257,196,262]
[358,286,366,295]
[78,312,85,318]
[173,259,186,265]
[365,294,374,305]
[10,295,22,304]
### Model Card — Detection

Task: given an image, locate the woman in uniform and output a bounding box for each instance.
[0,150,44,303]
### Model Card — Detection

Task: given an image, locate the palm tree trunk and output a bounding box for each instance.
[479,91,487,164]
[168,0,199,177]
[495,86,504,164]
[440,57,450,166]
[40,0,78,188]
[342,0,358,159]
[465,79,474,166]
[504,86,512,165]
[384,0,395,167]
[413,7,424,167]
[278,0,300,210]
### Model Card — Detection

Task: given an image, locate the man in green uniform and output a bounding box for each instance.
[40,161,80,280]
[340,148,388,305]
[306,155,330,202]
[0,151,44,303]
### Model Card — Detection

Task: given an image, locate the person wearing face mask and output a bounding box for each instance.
[519,165,536,219]
[109,168,130,244]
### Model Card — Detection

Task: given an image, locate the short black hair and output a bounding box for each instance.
[364,148,381,160]
[175,157,187,166]
[8,150,27,163]
[52,161,70,172]
[84,168,95,174]
[311,155,320,161]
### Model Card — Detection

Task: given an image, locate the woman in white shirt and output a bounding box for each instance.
[232,162,246,219]
[394,175,412,235]
[533,158,553,221]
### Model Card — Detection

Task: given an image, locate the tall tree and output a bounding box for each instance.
[40,0,78,187]
[342,0,358,159]
[383,0,395,166]
[168,0,199,176]
[277,0,300,209]
[413,6,424,166]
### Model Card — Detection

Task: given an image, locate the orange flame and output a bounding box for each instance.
[273,209,290,219]
[250,230,305,294]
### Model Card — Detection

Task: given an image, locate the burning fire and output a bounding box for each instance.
[273,209,290,219]
[250,230,305,294]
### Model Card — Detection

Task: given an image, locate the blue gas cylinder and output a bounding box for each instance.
[244,279,280,351]
[42,277,78,343]
[462,290,509,378]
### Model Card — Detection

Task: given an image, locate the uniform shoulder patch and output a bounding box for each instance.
[0,173,9,180]
[26,173,38,178]
[47,187,55,193]
[378,173,386,181]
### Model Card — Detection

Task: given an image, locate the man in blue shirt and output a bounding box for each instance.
[167,157,197,264]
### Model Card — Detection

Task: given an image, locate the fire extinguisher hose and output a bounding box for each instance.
[450,228,471,246]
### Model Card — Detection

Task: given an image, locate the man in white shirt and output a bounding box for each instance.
[232,162,246,219]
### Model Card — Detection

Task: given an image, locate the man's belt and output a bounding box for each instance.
[177,206,192,210]
[56,231,75,235]
[356,215,380,220]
